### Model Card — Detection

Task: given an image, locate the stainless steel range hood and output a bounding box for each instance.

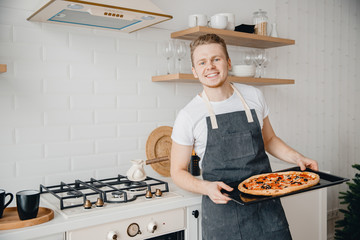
[27,0,172,33]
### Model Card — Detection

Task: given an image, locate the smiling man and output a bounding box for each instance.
[170,34,318,240]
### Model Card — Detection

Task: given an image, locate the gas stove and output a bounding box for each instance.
[40,174,181,219]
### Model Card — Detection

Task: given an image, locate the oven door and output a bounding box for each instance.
[145,230,184,240]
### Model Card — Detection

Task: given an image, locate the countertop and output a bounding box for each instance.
[0,182,202,240]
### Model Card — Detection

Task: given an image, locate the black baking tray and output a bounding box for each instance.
[221,167,349,205]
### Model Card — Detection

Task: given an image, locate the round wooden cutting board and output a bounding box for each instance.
[146,126,173,177]
[0,207,54,230]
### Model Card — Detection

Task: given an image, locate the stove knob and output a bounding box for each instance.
[83,199,92,209]
[145,190,153,199]
[147,221,157,233]
[155,189,162,197]
[95,198,104,207]
[107,231,118,240]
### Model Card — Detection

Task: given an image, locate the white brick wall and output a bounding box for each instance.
[0,1,359,239]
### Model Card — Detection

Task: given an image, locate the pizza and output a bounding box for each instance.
[238,171,320,196]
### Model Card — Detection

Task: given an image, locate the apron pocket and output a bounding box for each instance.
[222,131,255,160]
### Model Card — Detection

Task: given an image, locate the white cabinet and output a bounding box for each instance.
[29,233,64,240]
[281,188,327,240]
[186,204,202,240]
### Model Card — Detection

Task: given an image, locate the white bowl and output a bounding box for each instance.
[232,64,255,72]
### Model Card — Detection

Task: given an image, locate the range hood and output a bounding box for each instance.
[27,0,172,33]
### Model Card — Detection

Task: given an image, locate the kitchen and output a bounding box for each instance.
[0,0,359,239]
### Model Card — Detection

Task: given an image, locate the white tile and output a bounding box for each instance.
[0,127,14,144]
[70,63,117,79]
[17,157,71,177]
[0,144,43,161]
[0,43,42,60]
[71,95,117,109]
[94,51,137,67]
[0,162,16,178]
[71,125,117,140]
[95,109,137,124]
[43,25,69,47]
[117,38,156,56]
[117,95,157,108]
[0,110,43,127]
[94,80,137,95]
[117,123,157,138]
[158,95,191,109]
[70,32,116,51]
[46,141,94,158]
[45,79,94,94]
[72,154,117,171]
[0,95,14,111]
[0,24,12,42]
[16,126,69,144]
[138,81,176,96]
[96,138,138,153]
[44,45,93,63]
[13,25,43,44]
[46,110,94,125]
[138,109,175,122]
[44,170,96,186]
[0,77,43,94]
[16,94,70,110]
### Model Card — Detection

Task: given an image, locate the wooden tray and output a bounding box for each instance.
[146,126,173,177]
[0,207,54,230]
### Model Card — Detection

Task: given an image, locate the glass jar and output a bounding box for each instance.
[253,9,268,36]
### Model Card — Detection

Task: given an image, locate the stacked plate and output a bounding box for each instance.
[230,65,256,77]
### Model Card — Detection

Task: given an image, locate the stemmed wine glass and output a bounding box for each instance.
[262,52,270,77]
[161,40,175,74]
[253,49,267,78]
[244,50,254,65]
[174,40,187,73]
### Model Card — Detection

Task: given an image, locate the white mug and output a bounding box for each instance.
[216,13,235,30]
[188,14,208,28]
[209,15,228,29]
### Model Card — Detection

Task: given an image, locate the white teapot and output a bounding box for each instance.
[126,159,147,181]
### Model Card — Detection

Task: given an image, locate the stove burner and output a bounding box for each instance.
[66,191,82,197]
[112,192,124,198]
[124,181,148,192]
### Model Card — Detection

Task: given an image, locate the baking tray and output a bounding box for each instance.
[221,167,349,205]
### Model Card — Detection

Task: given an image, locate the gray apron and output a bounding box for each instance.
[201,84,292,240]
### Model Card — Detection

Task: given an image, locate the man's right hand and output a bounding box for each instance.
[204,181,233,204]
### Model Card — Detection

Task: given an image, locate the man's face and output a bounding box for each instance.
[191,43,231,88]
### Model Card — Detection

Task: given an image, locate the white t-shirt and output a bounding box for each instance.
[171,83,269,161]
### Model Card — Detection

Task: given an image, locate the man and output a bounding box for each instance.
[170,34,318,240]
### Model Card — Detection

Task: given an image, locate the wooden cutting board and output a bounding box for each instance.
[146,126,173,177]
[0,207,54,230]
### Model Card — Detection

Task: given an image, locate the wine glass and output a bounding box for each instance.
[262,52,270,77]
[161,40,175,74]
[244,50,254,65]
[174,40,187,73]
[253,49,267,78]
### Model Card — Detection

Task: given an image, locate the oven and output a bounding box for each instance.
[66,207,186,240]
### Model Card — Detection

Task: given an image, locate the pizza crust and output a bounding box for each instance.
[238,171,320,196]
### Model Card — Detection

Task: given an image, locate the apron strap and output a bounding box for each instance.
[201,83,254,129]
[230,83,254,123]
[201,90,219,129]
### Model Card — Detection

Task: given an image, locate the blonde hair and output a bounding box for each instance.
[190,34,229,66]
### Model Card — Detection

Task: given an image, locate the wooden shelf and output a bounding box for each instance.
[171,26,295,49]
[152,73,294,85]
[0,64,6,73]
